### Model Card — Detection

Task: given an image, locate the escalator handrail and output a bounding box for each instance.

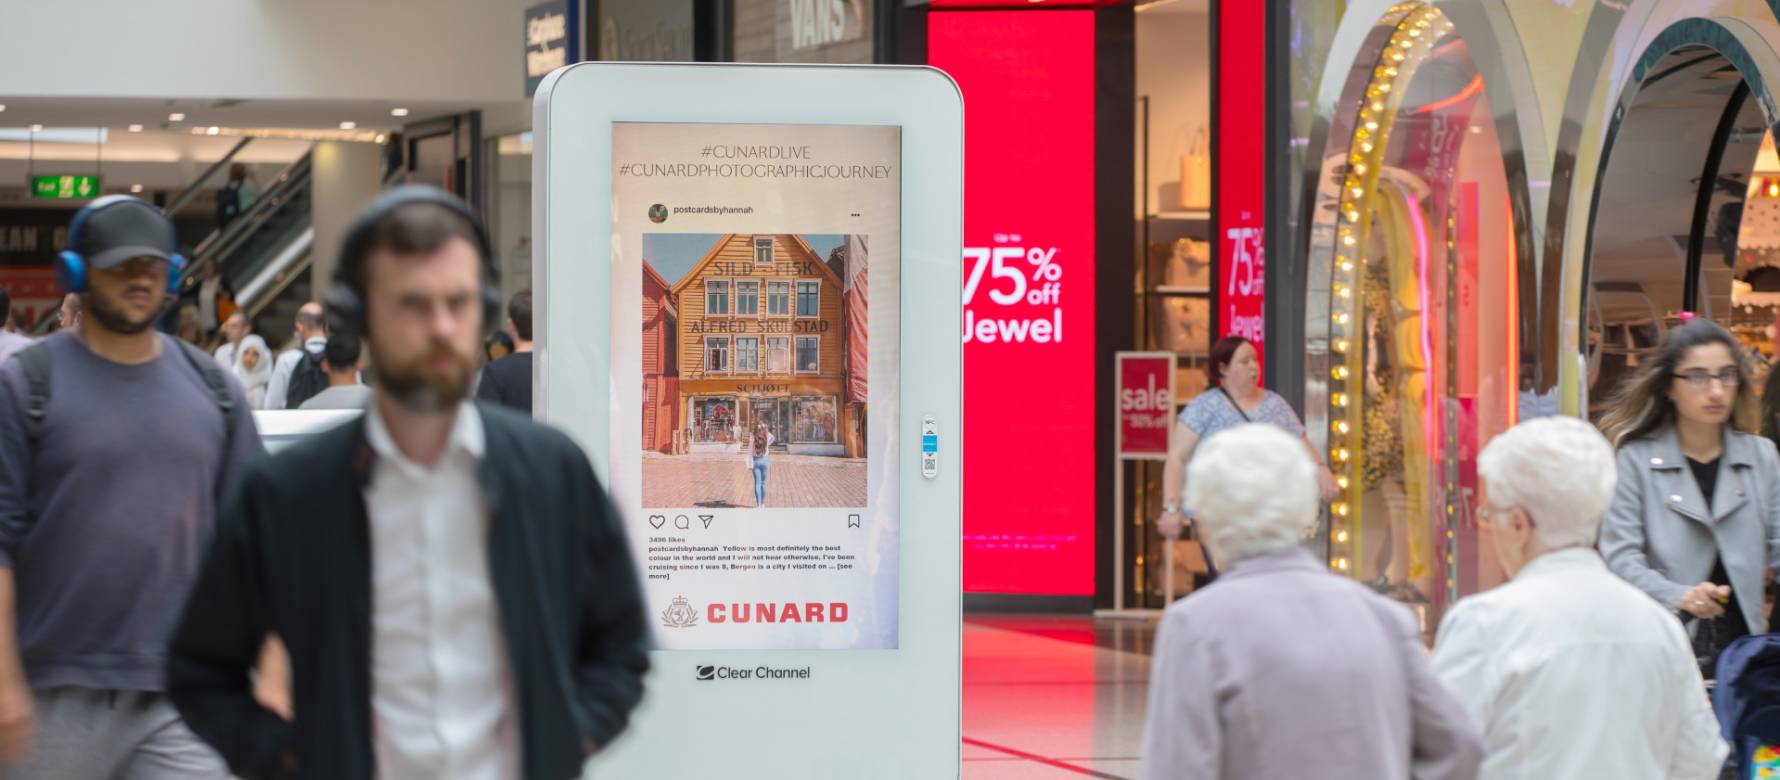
[175,152,313,292]
[161,137,254,219]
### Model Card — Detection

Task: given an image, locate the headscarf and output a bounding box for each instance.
[234,334,274,409]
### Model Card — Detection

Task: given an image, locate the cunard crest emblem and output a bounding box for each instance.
[661,596,700,629]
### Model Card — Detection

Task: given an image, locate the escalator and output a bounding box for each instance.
[168,151,316,344]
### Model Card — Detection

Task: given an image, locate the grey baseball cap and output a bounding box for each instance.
[72,196,179,269]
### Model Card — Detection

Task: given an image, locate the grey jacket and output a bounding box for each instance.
[1140,549,1483,780]
[1599,426,1780,633]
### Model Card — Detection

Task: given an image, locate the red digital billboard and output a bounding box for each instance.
[930,9,1098,595]
[1217,0,1267,368]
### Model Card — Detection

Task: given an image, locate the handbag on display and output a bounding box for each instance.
[1165,239,1211,288]
[1179,127,1211,211]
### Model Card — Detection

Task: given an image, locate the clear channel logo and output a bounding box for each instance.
[695,664,812,681]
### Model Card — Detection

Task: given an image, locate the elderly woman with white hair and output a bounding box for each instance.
[1430,417,1726,780]
[1140,424,1482,780]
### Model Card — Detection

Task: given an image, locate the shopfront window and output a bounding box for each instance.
[1311,5,1521,627]
[797,280,820,317]
[792,396,839,443]
[736,336,760,373]
[796,335,820,373]
[768,281,791,316]
[737,280,760,316]
[767,336,791,373]
[692,396,737,443]
[706,280,730,316]
[706,336,731,373]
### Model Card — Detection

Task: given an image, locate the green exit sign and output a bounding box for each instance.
[30,175,101,200]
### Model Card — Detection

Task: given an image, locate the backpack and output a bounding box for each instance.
[1714,634,1780,778]
[215,181,242,226]
[15,337,236,449]
[283,348,329,410]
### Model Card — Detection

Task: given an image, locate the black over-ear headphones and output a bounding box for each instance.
[323,185,501,340]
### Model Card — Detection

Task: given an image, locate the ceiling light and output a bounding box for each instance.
[374,134,388,144]
[29,124,42,132]
[339,121,357,130]
[127,124,143,133]
[0,105,7,112]
[168,112,185,122]
[207,126,220,135]
[390,108,409,117]
[130,184,144,193]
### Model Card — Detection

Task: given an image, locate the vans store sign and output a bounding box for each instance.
[524,0,576,96]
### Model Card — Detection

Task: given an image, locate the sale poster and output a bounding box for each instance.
[611,122,901,650]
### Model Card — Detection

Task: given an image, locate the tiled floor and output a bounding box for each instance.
[962,615,1160,779]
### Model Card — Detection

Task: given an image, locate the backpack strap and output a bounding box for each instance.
[15,342,51,446]
[172,338,237,446]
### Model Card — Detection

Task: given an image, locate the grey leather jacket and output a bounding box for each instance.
[1599,426,1780,633]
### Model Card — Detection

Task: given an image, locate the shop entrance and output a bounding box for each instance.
[1582,37,1777,420]
[744,397,793,451]
[1303,3,1532,633]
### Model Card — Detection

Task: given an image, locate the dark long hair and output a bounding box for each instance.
[1209,336,1252,386]
[1598,319,1757,447]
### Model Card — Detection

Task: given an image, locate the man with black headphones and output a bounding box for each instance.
[168,186,650,780]
[0,196,264,778]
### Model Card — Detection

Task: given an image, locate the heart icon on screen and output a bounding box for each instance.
[649,515,666,529]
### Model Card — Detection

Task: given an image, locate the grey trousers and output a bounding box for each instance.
[0,688,227,780]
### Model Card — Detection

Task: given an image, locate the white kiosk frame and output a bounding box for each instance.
[532,63,962,778]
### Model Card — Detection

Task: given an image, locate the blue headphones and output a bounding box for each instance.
[56,196,187,295]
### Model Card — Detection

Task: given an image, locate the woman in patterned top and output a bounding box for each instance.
[1158,337,1340,557]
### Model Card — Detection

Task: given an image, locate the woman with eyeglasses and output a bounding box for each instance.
[1598,318,1780,680]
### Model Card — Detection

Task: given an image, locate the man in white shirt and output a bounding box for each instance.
[264,302,326,410]
[1431,417,1728,780]
[212,312,248,368]
[168,187,648,780]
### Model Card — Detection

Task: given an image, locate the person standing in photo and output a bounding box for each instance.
[1597,318,1780,680]
[0,196,264,778]
[1431,417,1726,779]
[232,334,274,410]
[0,289,28,365]
[167,187,650,780]
[475,290,533,415]
[751,418,774,507]
[265,303,328,411]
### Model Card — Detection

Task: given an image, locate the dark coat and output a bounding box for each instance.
[167,403,651,780]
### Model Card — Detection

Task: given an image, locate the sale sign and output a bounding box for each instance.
[1217,0,1268,367]
[1117,354,1175,458]
[931,10,1097,596]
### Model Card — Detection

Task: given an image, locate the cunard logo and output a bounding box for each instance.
[661,596,700,629]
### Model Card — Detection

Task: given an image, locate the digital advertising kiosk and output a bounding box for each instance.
[532,63,963,778]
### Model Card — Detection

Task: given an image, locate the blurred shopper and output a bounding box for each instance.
[298,333,371,410]
[265,303,328,411]
[1140,423,1482,780]
[214,163,260,230]
[0,196,263,778]
[169,187,649,780]
[475,289,533,414]
[1599,319,1780,680]
[0,289,27,365]
[5,312,26,336]
[213,312,249,368]
[1761,359,1780,454]
[1432,417,1727,779]
[55,295,79,334]
[194,260,233,340]
[1157,336,1339,574]
[484,330,513,362]
[233,334,274,410]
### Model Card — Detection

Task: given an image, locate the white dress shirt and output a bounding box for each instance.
[264,336,325,410]
[364,400,519,780]
[1431,547,1728,780]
